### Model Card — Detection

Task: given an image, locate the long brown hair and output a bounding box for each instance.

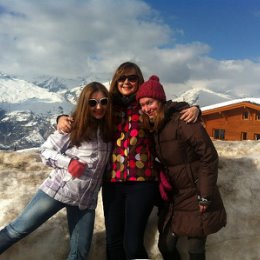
[141,102,165,132]
[109,61,144,97]
[69,82,113,146]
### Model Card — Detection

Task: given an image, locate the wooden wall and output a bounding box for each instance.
[202,106,260,140]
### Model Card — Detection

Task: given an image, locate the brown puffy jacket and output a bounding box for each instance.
[155,103,227,237]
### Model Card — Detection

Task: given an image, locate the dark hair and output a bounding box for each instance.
[70,82,113,146]
[109,61,144,97]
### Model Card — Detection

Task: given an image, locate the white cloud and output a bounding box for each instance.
[0,0,260,98]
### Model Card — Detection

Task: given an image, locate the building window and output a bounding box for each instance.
[242,111,249,120]
[254,134,260,140]
[241,132,247,140]
[256,112,260,120]
[213,129,225,140]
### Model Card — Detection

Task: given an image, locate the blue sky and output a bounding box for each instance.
[147,0,260,60]
[0,0,260,99]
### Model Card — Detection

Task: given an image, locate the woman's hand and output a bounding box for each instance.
[179,106,200,123]
[57,116,73,134]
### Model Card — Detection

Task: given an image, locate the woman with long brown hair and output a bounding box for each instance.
[102,62,200,260]
[0,82,113,260]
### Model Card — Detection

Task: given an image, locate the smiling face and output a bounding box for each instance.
[139,97,161,121]
[117,68,139,96]
[89,90,108,120]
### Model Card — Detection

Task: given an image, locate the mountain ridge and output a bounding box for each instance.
[0,73,252,150]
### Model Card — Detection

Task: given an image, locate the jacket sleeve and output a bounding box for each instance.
[40,130,72,169]
[171,101,202,116]
[179,120,218,199]
[173,101,189,109]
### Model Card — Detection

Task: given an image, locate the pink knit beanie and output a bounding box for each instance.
[136,75,166,102]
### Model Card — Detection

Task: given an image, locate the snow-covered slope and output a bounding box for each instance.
[33,77,68,92]
[0,73,73,115]
[170,87,238,107]
[0,72,258,150]
[0,73,78,150]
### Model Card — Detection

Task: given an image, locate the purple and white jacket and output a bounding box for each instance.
[39,130,111,210]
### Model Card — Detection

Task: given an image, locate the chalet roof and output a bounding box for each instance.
[201,98,260,112]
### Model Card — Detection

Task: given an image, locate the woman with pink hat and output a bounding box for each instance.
[136,75,227,260]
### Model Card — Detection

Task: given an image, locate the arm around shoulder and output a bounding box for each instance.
[56,115,73,133]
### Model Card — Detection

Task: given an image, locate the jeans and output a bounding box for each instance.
[0,189,95,260]
[102,182,158,260]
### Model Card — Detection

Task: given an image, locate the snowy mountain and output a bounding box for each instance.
[0,72,251,150]
[0,73,81,150]
[31,75,88,92]
[0,73,75,114]
[0,110,54,150]
[33,77,68,92]
[170,87,239,107]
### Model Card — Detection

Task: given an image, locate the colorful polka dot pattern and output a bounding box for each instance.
[105,102,158,182]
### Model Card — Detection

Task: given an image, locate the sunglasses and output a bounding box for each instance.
[117,75,139,83]
[88,97,109,107]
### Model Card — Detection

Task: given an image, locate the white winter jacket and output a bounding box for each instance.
[39,130,111,210]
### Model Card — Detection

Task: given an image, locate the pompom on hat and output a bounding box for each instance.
[136,75,166,102]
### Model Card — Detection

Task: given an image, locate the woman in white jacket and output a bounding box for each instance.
[0,82,113,260]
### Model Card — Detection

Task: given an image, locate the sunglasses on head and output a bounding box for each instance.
[117,74,139,83]
[88,97,109,107]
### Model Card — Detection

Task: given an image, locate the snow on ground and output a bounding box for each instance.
[0,140,259,260]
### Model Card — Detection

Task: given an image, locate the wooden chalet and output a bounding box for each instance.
[201,98,260,141]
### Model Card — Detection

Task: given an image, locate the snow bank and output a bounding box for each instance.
[0,141,259,260]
